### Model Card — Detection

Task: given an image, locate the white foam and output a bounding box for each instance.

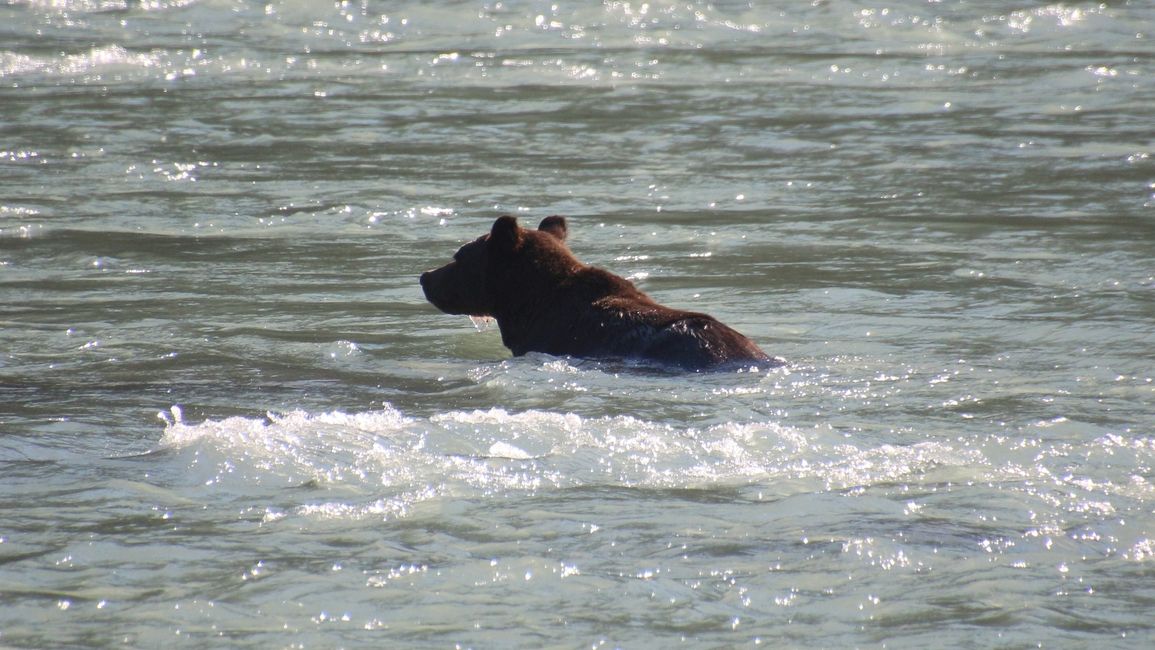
[156,402,996,522]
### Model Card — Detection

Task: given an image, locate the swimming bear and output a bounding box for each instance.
[420,215,782,371]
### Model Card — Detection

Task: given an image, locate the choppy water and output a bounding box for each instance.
[3,0,1154,647]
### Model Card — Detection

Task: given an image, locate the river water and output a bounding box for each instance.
[2,0,1154,647]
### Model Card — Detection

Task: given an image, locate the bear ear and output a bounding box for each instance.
[489,215,522,253]
[537,216,567,243]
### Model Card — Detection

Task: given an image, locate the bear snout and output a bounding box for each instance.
[419,269,441,305]
[420,263,492,317]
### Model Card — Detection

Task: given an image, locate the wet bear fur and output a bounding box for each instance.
[420,215,781,371]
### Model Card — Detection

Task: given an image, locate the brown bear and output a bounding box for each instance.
[420,215,783,371]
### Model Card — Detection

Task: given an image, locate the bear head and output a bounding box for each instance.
[420,215,570,317]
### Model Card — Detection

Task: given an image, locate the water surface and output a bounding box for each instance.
[2,0,1154,647]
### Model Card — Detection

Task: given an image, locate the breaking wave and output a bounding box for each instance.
[157,403,983,521]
